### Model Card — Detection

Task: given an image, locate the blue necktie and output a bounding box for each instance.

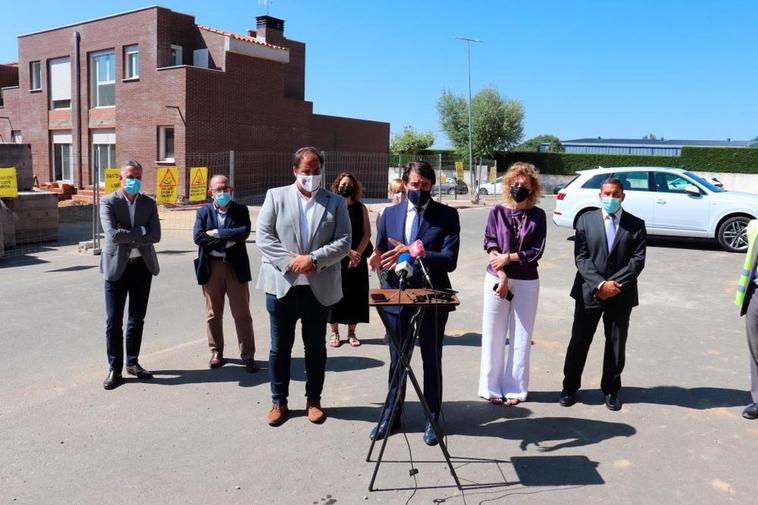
[409,207,422,244]
[605,214,617,252]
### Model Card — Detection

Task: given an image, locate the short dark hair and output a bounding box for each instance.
[292,146,324,169]
[402,161,435,186]
[601,177,624,192]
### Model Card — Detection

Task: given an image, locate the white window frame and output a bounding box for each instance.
[52,132,73,182]
[90,50,116,108]
[92,130,116,185]
[124,45,139,79]
[30,61,42,90]
[170,44,183,66]
[11,131,22,143]
[158,126,175,162]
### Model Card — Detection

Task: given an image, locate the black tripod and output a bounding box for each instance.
[366,287,462,491]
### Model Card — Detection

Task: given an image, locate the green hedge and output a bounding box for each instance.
[494,147,758,175]
[679,146,758,173]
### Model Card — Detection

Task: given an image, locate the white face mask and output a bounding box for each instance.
[298,174,321,192]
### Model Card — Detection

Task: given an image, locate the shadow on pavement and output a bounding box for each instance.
[148,355,384,387]
[527,386,750,409]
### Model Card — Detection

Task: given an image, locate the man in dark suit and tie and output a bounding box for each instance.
[368,161,460,445]
[560,177,646,411]
[99,160,161,390]
[193,174,256,372]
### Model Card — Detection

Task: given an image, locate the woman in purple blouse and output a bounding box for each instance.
[478,162,546,405]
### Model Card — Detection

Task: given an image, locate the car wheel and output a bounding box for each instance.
[478,188,489,196]
[717,216,752,252]
[447,188,456,195]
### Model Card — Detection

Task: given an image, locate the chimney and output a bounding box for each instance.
[256,15,285,45]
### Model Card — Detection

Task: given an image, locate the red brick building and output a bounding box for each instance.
[0,6,389,196]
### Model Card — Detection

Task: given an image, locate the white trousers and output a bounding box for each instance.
[478,273,540,401]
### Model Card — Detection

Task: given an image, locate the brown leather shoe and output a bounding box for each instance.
[209,352,224,369]
[306,401,327,424]
[267,404,288,426]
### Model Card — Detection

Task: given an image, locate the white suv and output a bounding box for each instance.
[553,166,758,252]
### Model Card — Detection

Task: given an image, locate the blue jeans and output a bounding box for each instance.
[266,287,328,405]
[104,259,153,372]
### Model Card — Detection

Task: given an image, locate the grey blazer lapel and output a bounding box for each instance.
[609,211,627,255]
[595,210,609,262]
[307,189,329,251]
[113,191,131,228]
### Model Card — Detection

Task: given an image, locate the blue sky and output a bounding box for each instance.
[2,0,756,148]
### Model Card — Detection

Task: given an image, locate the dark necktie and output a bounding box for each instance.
[409,207,422,244]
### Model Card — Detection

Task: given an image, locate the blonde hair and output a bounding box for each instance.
[503,162,542,207]
[388,177,405,195]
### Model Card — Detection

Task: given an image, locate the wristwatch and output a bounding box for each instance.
[310,254,318,269]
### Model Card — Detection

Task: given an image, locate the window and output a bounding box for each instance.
[52,132,73,182]
[30,61,42,90]
[582,173,610,189]
[90,50,116,107]
[48,57,71,109]
[92,130,116,185]
[193,48,209,68]
[124,45,139,79]
[158,126,175,162]
[615,171,650,192]
[654,172,698,194]
[11,131,22,143]
[170,45,183,66]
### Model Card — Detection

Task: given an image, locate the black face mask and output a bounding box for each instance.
[339,185,355,198]
[511,185,530,203]
[407,188,431,207]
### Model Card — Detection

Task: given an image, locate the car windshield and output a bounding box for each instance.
[684,171,726,193]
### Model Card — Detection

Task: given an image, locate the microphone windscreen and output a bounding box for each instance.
[397,252,414,265]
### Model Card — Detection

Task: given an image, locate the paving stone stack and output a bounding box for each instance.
[8,192,59,244]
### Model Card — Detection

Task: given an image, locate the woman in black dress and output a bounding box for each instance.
[328,172,372,347]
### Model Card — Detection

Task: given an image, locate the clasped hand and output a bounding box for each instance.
[288,253,314,274]
[488,250,509,271]
[597,280,623,300]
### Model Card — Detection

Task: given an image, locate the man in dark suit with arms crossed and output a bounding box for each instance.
[560,177,646,411]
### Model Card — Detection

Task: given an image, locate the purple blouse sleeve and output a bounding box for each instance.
[517,208,547,265]
[483,207,501,252]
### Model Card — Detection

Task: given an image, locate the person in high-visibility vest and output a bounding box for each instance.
[736,219,758,420]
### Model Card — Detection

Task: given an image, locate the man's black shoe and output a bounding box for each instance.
[423,422,438,446]
[742,403,758,420]
[559,391,576,407]
[244,359,259,374]
[605,393,622,411]
[369,419,400,441]
[103,370,124,390]
[126,364,153,380]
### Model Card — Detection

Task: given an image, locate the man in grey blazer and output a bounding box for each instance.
[99,161,161,390]
[256,147,351,426]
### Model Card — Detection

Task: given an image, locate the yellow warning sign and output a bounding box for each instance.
[104,168,121,194]
[489,166,497,183]
[440,173,447,184]
[156,166,179,204]
[189,166,208,203]
[455,161,464,180]
[0,167,18,198]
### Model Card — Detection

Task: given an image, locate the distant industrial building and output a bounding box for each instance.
[541,138,758,156]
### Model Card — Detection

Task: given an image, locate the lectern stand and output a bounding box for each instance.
[366,288,462,491]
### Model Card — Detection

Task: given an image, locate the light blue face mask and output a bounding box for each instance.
[601,196,622,214]
[214,191,232,207]
[124,177,141,195]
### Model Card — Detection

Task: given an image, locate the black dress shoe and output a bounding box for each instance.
[126,364,153,380]
[243,359,259,374]
[742,403,758,420]
[559,391,576,407]
[423,422,438,446]
[605,393,622,411]
[369,419,400,441]
[103,370,124,390]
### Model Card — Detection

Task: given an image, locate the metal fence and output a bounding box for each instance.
[0,149,491,261]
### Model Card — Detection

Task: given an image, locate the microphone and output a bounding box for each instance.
[409,240,433,289]
[394,252,415,290]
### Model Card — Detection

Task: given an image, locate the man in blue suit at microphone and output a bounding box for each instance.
[368,161,460,445]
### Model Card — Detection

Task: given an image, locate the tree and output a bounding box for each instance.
[516,134,564,152]
[437,87,524,159]
[390,127,435,155]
